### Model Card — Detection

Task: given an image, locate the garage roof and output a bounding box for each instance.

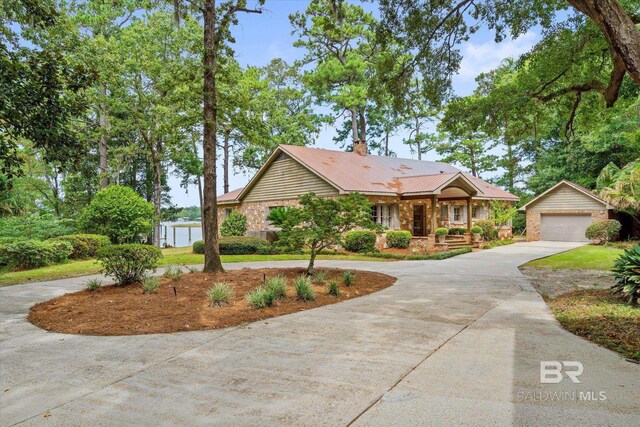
[519,180,611,211]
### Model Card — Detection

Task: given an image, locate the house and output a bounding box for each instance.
[520,180,613,242]
[217,142,519,251]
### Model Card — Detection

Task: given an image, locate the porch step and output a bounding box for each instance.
[444,240,473,249]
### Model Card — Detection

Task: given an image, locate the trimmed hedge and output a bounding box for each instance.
[96,244,162,286]
[475,219,497,240]
[47,234,110,259]
[585,219,621,243]
[365,247,472,260]
[192,237,269,255]
[344,230,377,253]
[220,211,247,237]
[448,227,467,235]
[386,230,411,248]
[483,238,514,249]
[0,240,73,269]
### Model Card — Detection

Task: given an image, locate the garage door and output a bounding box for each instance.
[540,214,592,241]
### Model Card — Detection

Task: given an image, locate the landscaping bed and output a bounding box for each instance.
[28,267,396,336]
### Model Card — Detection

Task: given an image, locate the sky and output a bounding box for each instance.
[168,1,541,207]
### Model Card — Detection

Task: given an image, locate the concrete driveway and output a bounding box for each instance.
[1,241,638,426]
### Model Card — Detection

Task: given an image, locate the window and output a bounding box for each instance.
[440,204,448,219]
[453,206,462,222]
[224,208,233,217]
[472,206,483,219]
[371,204,392,228]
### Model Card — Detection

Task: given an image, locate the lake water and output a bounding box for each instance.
[160,222,202,248]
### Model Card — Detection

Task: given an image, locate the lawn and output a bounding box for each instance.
[0,247,385,287]
[546,290,640,361]
[524,245,624,271]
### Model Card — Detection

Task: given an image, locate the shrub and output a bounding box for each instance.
[474,219,497,240]
[386,230,411,248]
[47,234,110,259]
[0,240,73,268]
[220,210,247,237]
[313,269,328,284]
[192,240,205,254]
[86,278,102,292]
[483,239,514,249]
[206,283,234,306]
[192,237,269,255]
[585,219,622,243]
[188,266,199,273]
[96,244,162,286]
[142,276,161,294]
[611,244,640,305]
[265,275,287,299]
[364,247,472,260]
[79,185,155,244]
[0,213,76,240]
[266,207,292,228]
[342,270,355,286]
[163,265,183,281]
[327,280,340,297]
[448,227,467,235]
[294,275,316,301]
[435,227,449,237]
[246,286,276,309]
[344,230,377,253]
[470,226,483,234]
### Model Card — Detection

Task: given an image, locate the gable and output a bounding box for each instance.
[527,183,605,211]
[242,152,339,202]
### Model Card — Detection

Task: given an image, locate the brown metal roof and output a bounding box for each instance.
[218,145,519,203]
[217,188,243,204]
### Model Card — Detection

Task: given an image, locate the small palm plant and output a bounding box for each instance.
[206,283,233,307]
[611,244,640,306]
[294,275,316,301]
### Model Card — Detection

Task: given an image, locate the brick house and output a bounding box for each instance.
[217,142,519,251]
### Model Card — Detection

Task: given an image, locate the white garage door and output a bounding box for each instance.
[540,214,592,242]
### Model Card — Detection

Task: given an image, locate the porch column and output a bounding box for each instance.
[467,196,473,230]
[431,195,438,234]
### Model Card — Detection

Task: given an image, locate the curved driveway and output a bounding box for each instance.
[1,241,638,426]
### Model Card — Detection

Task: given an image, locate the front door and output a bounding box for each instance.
[413,205,425,236]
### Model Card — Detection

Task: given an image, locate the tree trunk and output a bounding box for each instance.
[384,131,389,157]
[358,107,366,143]
[98,84,109,189]
[197,174,204,230]
[350,108,358,143]
[173,0,181,26]
[567,0,640,85]
[152,140,162,248]
[223,128,230,194]
[307,247,317,275]
[202,0,224,273]
[415,116,422,160]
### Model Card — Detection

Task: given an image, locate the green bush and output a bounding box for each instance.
[0,213,76,240]
[344,230,377,253]
[327,280,340,297]
[0,240,73,269]
[79,185,155,244]
[220,210,247,237]
[474,219,496,240]
[470,226,483,234]
[192,237,269,255]
[342,270,355,286]
[265,275,287,300]
[435,227,449,236]
[448,227,467,235]
[96,244,162,286]
[483,239,514,249]
[386,230,411,248]
[611,244,640,305]
[192,240,205,254]
[142,276,161,294]
[294,275,316,301]
[246,286,277,309]
[206,283,234,306]
[86,278,102,292]
[585,219,622,243]
[47,234,110,259]
[364,247,472,260]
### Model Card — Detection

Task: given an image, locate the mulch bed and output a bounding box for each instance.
[28,268,396,336]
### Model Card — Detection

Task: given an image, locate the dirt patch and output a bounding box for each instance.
[519,266,614,298]
[28,268,396,336]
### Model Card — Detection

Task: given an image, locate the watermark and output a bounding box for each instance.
[540,361,583,383]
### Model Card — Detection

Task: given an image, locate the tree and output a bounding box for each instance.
[597,161,640,218]
[277,193,374,274]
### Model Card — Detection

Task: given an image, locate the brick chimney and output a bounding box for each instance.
[353,140,367,156]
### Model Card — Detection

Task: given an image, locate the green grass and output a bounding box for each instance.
[546,289,640,361]
[0,247,384,287]
[524,245,623,271]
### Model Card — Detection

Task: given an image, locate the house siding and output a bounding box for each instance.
[243,154,339,202]
[527,184,605,211]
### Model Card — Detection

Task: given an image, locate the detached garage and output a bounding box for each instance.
[521,180,612,242]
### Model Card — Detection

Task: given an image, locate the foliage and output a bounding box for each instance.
[47,234,110,259]
[206,283,234,306]
[265,275,287,300]
[342,271,355,287]
[246,286,276,309]
[220,210,247,237]
[266,207,292,228]
[386,230,411,248]
[365,247,472,260]
[276,192,374,274]
[313,269,328,284]
[490,201,518,229]
[192,240,205,254]
[327,280,340,297]
[162,265,183,282]
[294,275,316,301]
[474,220,497,241]
[141,276,161,294]
[611,244,640,305]
[483,239,514,249]
[344,230,377,253]
[80,186,155,244]
[435,227,449,237]
[96,244,162,286]
[85,278,101,292]
[0,240,73,269]
[448,227,467,235]
[585,220,622,243]
[0,213,77,240]
[598,161,640,216]
[470,226,483,234]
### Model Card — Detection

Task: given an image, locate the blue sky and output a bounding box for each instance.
[169,1,541,206]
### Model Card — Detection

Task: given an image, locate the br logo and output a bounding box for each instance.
[540,361,584,384]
